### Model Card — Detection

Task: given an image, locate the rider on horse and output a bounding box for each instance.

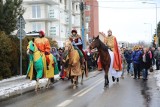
[104,29,122,82]
[69,29,86,59]
[69,29,88,77]
[34,30,51,69]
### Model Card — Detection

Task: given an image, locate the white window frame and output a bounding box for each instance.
[32,22,42,31]
[85,16,90,22]
[85,5,90,11]
[32,5,41,18]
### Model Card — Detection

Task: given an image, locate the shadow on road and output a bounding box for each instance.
[140,81,152,107]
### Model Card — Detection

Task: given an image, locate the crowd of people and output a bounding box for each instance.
[120,46,157,81]
[50,46,99,79]
[49,30,99,80]
[30,29,159,83]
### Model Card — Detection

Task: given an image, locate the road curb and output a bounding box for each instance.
[0,71,101,101]
[0,76,60,101]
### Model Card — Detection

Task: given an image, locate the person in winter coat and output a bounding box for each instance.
[132,46,143,79]
[154,47,160,70]
[142,48,152,80]
[124,48,132,74]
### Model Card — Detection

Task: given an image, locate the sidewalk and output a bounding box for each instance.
[154,70,160,89]
[0,74,60,101]
[0,70,101,101]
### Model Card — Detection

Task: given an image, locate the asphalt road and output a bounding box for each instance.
[0,71,160,107]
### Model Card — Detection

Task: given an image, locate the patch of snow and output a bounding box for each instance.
[154,70,160,88]
[0,74,60,99]
[0,75,26,84]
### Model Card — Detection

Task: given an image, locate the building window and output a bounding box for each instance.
[50,26,57,36]
[86,5,90,11]
[85,16,90,22]
[72,3,74,10]
[64,0,67,9]
[32,22,42,31]
[32,5,41,18]
[76,5,78,11]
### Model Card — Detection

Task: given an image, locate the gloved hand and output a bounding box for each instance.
[69,37,73,42]
[52,63,54,67]
[45,52,50,55]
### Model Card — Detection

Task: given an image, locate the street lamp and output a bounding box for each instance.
[142,2,158,46]
[144,23,152,43]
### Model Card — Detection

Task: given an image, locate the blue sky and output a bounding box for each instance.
[98,0,160,43]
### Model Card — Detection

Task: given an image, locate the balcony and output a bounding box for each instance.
[25,18,59,22]
[72,0,81,3]
[72,11,80,15]
[23,0,59,5]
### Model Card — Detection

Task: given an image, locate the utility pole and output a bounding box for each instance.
[69,0,72,36]
[80,0,86,49]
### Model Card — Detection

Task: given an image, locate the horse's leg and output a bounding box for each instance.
[73,76,78,89]
[81,62,85,85]
[46,78,51,89]
[85,61,88,77]
[81,71,84,85]
[104,75,109,87]
[104,75,107,87]
[35,79,40,91]
[76,76,78,87]
[71,76,73,85]
[104,67,110,87]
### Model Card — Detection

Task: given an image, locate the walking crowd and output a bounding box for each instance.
[120,46,158,81]
[49,30,99,80]
[27,29,158,84]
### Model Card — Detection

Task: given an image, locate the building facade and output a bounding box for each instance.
[23,0,81,47]
[85,0,99,39]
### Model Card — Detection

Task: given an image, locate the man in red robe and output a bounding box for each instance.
[104,29,122,82]
[104,30,122,71]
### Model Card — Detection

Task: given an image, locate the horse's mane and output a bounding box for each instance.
[98,39,109,52]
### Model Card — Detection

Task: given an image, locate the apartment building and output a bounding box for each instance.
[23,0,81,47]
[85,0,99,39]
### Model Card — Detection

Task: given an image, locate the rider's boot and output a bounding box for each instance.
[112,76,115,82]
[117,78,119,82]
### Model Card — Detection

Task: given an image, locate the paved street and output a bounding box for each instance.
[0,71,160,107]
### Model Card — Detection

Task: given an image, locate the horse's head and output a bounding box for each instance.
[89,35,101,50]
[64,40,74,52]
[27,38,35,55]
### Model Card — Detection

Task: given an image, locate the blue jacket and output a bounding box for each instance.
[132,50,142,64]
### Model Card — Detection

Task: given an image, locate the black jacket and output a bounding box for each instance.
[142,52,152,69]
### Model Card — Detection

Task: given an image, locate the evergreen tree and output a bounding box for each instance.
[0,32,14,79]
[0,0,24,35]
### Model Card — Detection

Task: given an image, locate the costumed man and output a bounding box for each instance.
[104,29,122,82]
[69,29,88,77]
[34,30,52,78]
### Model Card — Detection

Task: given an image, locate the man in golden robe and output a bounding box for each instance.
[104,30,122,82]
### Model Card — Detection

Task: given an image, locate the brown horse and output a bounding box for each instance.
[89,36,111,87]
[63,40,87,89]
